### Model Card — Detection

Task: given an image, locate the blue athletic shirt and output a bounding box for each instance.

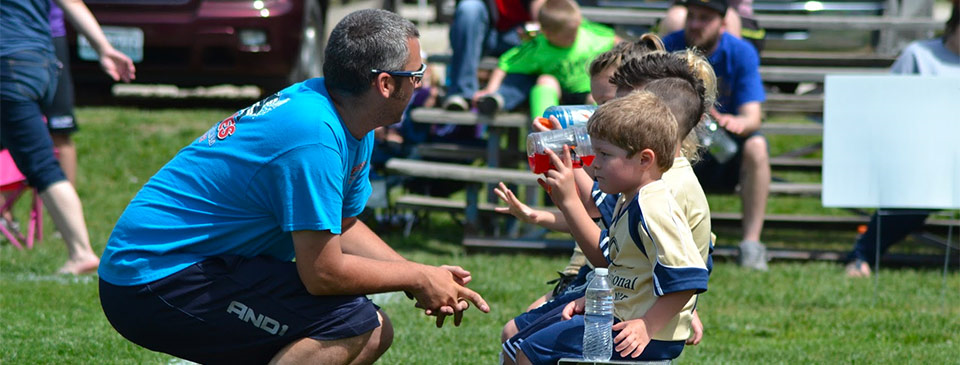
[663,31,766,115]
[100,78,374,286]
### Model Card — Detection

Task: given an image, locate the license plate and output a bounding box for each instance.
[78,26,143,63]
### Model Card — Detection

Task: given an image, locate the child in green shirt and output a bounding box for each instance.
[471,0,616,120]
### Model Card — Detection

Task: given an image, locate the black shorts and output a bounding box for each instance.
[693,131,765,192]
[43,36,77,134]
[99,255,381,365]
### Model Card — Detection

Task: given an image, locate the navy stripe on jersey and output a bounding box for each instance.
[591,182,618,228]
[706,239,714,275]
[625,198,648,258]
[652,262,709,296]
[599,230,612,264]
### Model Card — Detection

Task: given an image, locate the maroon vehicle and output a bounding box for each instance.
[68,0,327,99]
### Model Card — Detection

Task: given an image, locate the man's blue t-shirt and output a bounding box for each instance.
[100,78,374,286]
[663,31,766,114]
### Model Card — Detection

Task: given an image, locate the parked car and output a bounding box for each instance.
[68,0,327,99]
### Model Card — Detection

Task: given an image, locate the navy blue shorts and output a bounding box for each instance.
[515,290,582,330]
[504,305,685,364]
[99,255,381,365]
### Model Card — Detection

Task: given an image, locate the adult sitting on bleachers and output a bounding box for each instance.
[659,0,764,53]
[443,0,546,110]
[662,0,771,271]
[845,0,960,278]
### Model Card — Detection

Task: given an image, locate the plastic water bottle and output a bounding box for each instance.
[526,125,595,174]
[583,267,613,362]
[541,105,598,129]
[700,116,738,163]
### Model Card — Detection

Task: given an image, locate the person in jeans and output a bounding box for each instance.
[0,0,134,274]
[444,0,546,110]
[845,0,960,277]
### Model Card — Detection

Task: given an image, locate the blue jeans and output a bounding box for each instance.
[846,210,931,266]
[1,49,67,191]
[447,0,524,99]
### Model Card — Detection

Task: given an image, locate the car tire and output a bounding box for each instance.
[263,0,326,95]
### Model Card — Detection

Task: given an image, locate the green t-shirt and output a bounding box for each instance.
[497,21,616,93]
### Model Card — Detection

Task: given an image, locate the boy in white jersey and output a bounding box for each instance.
[505,91,708,364]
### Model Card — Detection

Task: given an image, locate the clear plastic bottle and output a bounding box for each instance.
[542,105,598,128]
[583,267,613,362]
[526,125,595,174]
[700,116,738,163]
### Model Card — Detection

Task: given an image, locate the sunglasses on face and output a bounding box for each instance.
[370,63,426,86]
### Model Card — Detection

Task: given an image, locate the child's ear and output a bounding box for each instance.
[639,148,656,168]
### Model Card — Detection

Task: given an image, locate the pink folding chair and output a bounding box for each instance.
[0,149,43,249]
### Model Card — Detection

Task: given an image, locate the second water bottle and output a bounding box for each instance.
[583,267,613,362]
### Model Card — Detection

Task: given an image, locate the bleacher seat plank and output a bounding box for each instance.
[386,158,539,185]
[760,51,895,68]
[759,122,823,135]
[764,93,824,114]
[410,108,528,128]
[414,143,488,161]
[768,182,821,195]
[579,7,942,31]
[760,66,885,83]
[769,157,822,171]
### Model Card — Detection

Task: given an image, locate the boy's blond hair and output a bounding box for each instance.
[674,49,718,162]
[587,91,678,172]
[674,49,717,115]
[539,0,581,34]
[588,33,665,77]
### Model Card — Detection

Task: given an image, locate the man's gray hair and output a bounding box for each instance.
[323,9,419,95]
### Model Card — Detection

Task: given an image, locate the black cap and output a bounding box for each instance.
[677,0,728,15]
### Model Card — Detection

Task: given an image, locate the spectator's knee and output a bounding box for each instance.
[742,135,769,164]
[501,319,518,343]
[535,75,560,91]
[455,0,487,18]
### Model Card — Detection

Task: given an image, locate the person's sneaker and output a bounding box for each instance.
[442,94,469,111]
[845,259,872,278]
[476,92,504,116]
[738,240,769,271]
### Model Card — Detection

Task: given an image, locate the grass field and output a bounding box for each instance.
[1,106,958,364]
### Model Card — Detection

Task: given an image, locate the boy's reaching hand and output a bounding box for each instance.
[561,296,586,320]
[612,318,652,358]
[494,182,540,224]
[542,146,579,207]
[687,309,703,345]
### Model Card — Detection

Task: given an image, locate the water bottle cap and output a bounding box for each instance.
[594,267,608,276]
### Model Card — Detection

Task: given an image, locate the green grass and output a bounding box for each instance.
[1,107,958,363]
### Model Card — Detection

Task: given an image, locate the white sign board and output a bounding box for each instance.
[822,75,960,209]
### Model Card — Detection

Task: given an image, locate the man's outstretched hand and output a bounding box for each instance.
[411,265,489,328]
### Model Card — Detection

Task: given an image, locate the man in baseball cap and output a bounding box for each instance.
[662,0,772,271]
